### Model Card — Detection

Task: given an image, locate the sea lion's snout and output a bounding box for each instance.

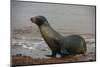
[30,17,36,23]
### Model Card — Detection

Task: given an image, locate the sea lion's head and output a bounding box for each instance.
[30,16,48,26]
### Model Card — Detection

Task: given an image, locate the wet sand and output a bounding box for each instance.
[11,27,96,66]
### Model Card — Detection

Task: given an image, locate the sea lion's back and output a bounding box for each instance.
[63,35,87,54]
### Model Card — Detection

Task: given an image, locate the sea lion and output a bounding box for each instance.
[30,16,87,57]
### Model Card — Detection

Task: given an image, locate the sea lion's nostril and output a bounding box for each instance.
[30,18,33,21]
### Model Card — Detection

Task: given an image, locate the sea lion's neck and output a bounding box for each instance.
[39,22,62,38]
[39,22,56,33]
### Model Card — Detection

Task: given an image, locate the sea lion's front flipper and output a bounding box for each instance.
[45,51,56,57]
[61,48,69,55]
[54,38,69,57]
[45,38,61,58]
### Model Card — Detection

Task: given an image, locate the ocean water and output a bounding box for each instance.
[11,1,95,34]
